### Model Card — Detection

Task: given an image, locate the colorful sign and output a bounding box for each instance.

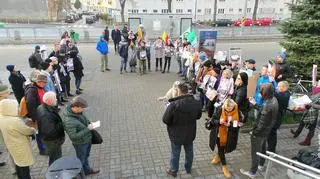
[198,29,217,57]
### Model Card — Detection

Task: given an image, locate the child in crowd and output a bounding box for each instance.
[128,42,137,73]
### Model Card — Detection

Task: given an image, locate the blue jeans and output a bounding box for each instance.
[120,57,128,71]
[73,143,92,174]
[75,77,82,90]
[36,134,45,153]
[170,141,193,174]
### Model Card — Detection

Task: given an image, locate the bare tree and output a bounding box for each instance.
[252,0,259,21]
[120,0,126,23]
[213,0,217,25]
[167,0,172,13]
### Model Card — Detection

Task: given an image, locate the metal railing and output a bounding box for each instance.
[0,25,282,44]
[257,151,320,179]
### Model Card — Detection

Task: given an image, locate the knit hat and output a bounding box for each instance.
[238,72,249,86]
[6,65,15,72]
[70,96,88,108]
[41,62,50,70]
[212,67,220,75]
[0,84,10,101]
[279,52,286,60]
[246,59,256,64]
[35,73,47,82]
[35,45,41,52]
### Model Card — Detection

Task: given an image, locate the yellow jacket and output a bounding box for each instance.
[0,99,35,167]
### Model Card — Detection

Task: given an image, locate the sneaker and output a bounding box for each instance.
[105,68,111,71]
[39,151,48,156]
[76,90,82,95]
[79,88,84,91]
[67,93,74,97]
[240,168,257,178]
[0,162,6,167]
[85,169,100,175]
[166,169,177,178]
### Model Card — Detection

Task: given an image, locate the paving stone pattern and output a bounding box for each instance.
[0,46,319,179]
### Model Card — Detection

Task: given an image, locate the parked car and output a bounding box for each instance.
[254,18,273,26]
[233,18,253,26]
[214,19,233,27]
[86,16,95,24]
[65,15,75,23]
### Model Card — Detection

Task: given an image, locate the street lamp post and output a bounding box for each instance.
[194,0,198,21]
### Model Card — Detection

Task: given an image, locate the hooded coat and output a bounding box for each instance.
[96,36,108,55]
[0,99,35,167]
[8,71,26,103]
[163,95,202,144]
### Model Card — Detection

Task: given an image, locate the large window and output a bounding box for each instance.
[153,9,158,13]
[162,9,169,13]
[229,8,233,12]
[187,9,192,13]
[239,8,243,13]
[197,9,202,13]
[143,9,148,13]
[218,9,225,14]
[204,8,211,15]
[176,9,183,13]
[247,8,251,13]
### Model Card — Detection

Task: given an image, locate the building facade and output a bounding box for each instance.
[111,0,293,22]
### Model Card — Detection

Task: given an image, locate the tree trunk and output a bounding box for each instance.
[167,0,172,13]
[120,0,126,23]
[252,0,259,21]
[213,0,217,24]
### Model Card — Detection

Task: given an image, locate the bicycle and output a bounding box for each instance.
[289,74,313,96]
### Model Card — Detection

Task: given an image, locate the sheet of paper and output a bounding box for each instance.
[92,120,101,129]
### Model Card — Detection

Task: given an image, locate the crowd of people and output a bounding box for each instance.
[158,35,319,178]
[0,31,100,179]
[0,23,319,179]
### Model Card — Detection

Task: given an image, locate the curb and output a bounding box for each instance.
[0,35,284,45]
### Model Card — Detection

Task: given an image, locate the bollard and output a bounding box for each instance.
[14,30,21,40]
[84,31,90,40]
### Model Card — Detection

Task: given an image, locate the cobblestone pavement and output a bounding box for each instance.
[0,43,319,179]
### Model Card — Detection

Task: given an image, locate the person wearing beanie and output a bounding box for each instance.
[41,62,56,93]
[28,45,43,69]
[275,52,291,83]
[245,59,256,72]
[232,72,249,123]
[24,73,48,155]
[7,65,26,103]
[62,97,100,175]
[119,39,129,74]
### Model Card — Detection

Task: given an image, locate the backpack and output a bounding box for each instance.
[19,96,28,117]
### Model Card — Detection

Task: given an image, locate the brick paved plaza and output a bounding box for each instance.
[0,43,319,179]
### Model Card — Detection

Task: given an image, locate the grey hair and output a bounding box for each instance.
[42,91,56,104]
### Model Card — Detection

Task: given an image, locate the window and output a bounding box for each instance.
[176,9,183,13]
[187,9,192,13]
[279,8,283,12]
[229,8,233,12]
[143,9,147,13]
[219,0,226,1]
[131,9,139,13]
[162,9,169,13]
[197,9,202,13]
[218,9,224,14]
[153,9,158,13]
[239,8,242,13]
[247,8,251,13]
[177,0,183,1]
[128,9,131,13]
[204,8,211,15]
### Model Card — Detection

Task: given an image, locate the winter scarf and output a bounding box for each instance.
[219,105,239,146]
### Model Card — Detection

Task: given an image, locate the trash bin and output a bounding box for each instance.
[46,156,84,179]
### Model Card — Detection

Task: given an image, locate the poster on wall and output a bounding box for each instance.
[198,29,218,58]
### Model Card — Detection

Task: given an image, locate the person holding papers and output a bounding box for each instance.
[62,96,100,175]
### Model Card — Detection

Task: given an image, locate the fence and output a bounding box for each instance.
[0,25,282,44]
[257,151,320,179]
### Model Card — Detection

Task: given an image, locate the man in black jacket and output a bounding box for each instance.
[28,45,43,69]
[240,83,279,178]
[163,83,202,177]
[275,52,291,83]
[37,91,65,166]
[111,25,121,54]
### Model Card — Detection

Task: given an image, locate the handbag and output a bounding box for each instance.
[206,88,217,101]
[91,129,103,144]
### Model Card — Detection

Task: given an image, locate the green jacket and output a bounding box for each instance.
[62,105,92,144]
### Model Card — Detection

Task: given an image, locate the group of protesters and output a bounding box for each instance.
[160,36,320,178]
[0,31,100,179]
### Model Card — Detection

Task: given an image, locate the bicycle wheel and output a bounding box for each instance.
[290,83,308,95]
